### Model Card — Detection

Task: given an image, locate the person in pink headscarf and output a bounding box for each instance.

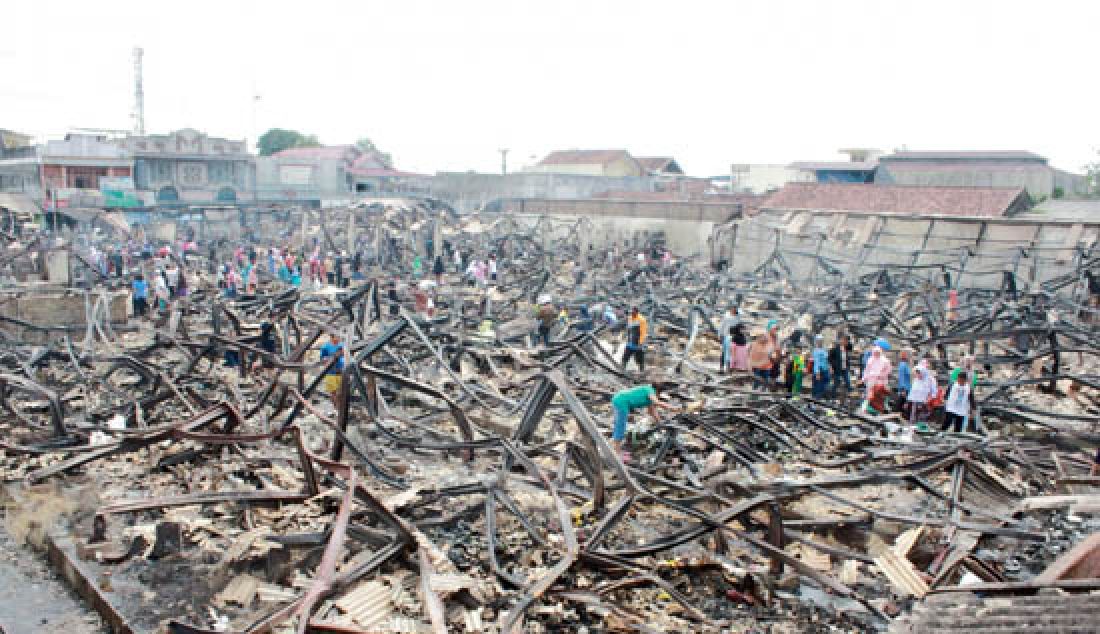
[861,345,892,400]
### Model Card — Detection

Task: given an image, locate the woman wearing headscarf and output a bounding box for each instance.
[861,345,892,401]
[904,360,936,425]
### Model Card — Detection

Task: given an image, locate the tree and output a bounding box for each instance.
[355,137,393,168]
[257,128,321,156]
[1086,152,1100,197]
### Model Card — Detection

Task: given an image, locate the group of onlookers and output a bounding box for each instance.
[718,307,979,433]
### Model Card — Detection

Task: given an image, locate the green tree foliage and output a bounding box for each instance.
[1086,152,1100,197]
[257,128,321,156]
[355,137,393,168]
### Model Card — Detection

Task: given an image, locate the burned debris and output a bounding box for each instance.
[1,202,1098,633]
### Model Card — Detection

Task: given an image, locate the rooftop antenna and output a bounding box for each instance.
[132,47,145,135]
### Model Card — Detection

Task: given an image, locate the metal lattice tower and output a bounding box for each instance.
[132,47,145,135]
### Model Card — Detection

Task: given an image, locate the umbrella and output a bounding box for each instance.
[874,337,892,351]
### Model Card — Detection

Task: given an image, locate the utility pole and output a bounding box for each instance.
[499,148,509,175]
[132,47,145,135]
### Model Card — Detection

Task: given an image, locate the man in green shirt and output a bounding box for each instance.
[610,383,678,460]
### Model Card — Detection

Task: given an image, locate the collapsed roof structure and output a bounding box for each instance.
[0,201,1098,633]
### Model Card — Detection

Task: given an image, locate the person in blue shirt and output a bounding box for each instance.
[131,274,148,318]
[576,305,594,333]
[319,332,346,398]
[811,335,830,398]
[897,349,912,401]
[609,382,678,461]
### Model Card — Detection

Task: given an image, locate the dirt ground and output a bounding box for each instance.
[0,508,105,634]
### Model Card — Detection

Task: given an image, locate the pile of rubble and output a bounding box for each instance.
[1,204,1098,633]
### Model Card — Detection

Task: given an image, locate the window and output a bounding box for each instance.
[74,176,88,188]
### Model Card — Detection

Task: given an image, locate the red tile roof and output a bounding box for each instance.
[537,149,633,166]
[762,182,1028,218]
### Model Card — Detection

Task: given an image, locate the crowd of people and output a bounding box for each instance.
[718,311,978,433]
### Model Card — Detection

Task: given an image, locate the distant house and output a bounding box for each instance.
[257,145,425,202]
[0,133,133,209]
[787,161,877,184]
[788,147,880,184]
[526,150,644,177]
[636,156,685,177]
[875,150,1086,200]
[762,182,1031,218]
[732,149,881,193]
[256,145,360,202]
[346,152,429,194]
[0,129,33,151]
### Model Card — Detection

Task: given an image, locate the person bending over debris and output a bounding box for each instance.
[609,382,678,461]
[943,371,972,433]
[622,307,648,372]
[319,332,346,398]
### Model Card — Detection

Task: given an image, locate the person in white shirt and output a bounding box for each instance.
[943,371,971,433]
[165,264,179,295]
[905,363,936,424]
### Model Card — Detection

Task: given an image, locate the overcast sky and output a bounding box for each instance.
[5,0,1098,176]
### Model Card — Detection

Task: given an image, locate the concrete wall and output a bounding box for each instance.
[0,290,129,343]
[428,172,657,213]
[255,156,349,200]
[718,209,1100,292]
[488,198,741,256]
[0,161,43,199]
[134,157,255,203]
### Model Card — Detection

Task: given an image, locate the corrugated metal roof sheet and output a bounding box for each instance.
[334,581,393,628]
[1022,200,1100,223]
[764,183,1027,218]
[893,591,1100,633]
[874,549,930,598]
